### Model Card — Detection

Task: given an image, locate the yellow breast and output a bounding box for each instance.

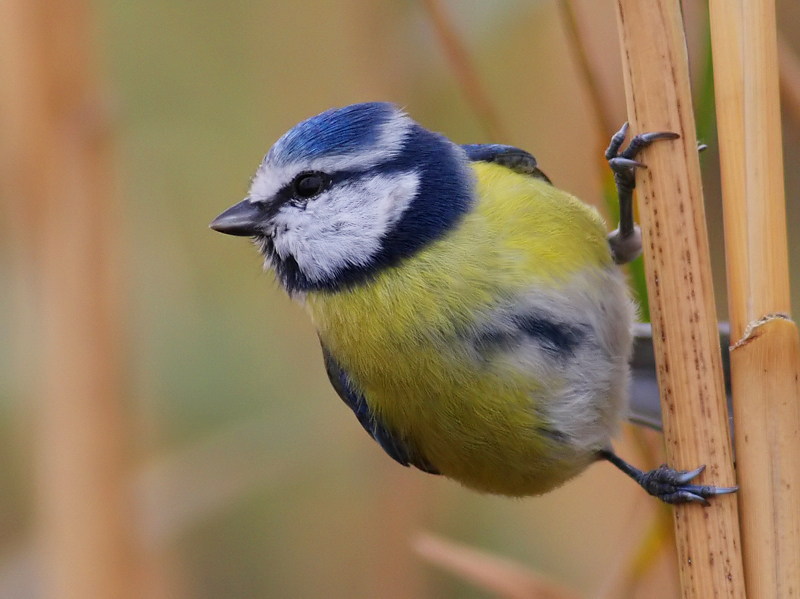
[304,162,614,495]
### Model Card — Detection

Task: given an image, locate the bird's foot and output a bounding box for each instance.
[599,449,738,505]
[605,123,679,265]
[636,464,738,505]
[605,123,680,186]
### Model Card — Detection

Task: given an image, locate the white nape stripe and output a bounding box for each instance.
[248,112,413,203]
[269,170,420,283]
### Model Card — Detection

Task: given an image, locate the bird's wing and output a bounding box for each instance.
[320,342,440,475]
[461,144,552,184]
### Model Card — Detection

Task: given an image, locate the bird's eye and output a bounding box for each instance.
[291,172,329,199]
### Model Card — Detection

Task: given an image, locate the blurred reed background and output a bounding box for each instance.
[0,0,799,598]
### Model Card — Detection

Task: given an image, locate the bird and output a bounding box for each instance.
[210,102,736,504]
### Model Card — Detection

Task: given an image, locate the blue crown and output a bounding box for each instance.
[268,102,400,166]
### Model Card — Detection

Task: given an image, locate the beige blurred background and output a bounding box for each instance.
[1,0,799,597]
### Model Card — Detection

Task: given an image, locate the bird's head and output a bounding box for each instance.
[210,103,474,294]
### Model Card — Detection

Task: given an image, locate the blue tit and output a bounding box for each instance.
[211,102,736,504]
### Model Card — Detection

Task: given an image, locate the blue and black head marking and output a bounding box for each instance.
[257,102,477,294]
[268,102,402,167]
[362,120,475,271]
[211,104,557,296]
[217,104,562,295]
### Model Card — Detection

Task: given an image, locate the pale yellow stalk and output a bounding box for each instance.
[709,0,800,597]
[613,1,746,599]
[0,1,139,598]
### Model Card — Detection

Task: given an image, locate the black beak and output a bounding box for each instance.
[209,199,264,237]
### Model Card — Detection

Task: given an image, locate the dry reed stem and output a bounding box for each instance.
[555,0,615,224]
[0,1,138,598]
[707,0,748,341]
[556,0,613,140]
[742,0,790,318]
[413,532,579,599]
[612,2,745,599]
[729,320,800,599]
[709,0,800,597]
[420,0,506,141]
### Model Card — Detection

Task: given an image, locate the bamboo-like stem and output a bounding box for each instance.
[729,320,800,599]
[709,0,800,597]
[0,1,138,598]
[708,0,748,338]
[742,1,790,318]
[612,3,745,599]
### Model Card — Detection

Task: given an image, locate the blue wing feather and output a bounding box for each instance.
[462,144,551,184]
[320,343,439,475]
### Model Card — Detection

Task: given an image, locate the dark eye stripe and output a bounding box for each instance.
[275,165,397,203]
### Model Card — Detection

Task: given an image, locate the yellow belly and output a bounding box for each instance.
[304,163,617,495]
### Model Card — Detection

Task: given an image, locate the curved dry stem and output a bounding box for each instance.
[414,532,578,599]
[420,0,506,141]
[556,0,613,139]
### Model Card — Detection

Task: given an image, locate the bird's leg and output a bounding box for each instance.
[605,123,680,265]
[597,449,738,505]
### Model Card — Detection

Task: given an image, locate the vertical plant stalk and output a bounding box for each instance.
[421,0,506,141]
[709,0,800,597]
[0,1,138,598]
[612,2,746,599]
[555,0,613,140]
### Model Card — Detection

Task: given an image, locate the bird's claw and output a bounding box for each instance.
[638,463,738,505]
[604,123,680,265]
[605,123,680,177]
[609,157,646,171]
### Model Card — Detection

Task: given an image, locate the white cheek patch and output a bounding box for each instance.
[270,171,420,283]
[248,112,413,202]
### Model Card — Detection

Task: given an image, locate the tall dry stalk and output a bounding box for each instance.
[612,1,746,599]
[709,0,800,598]
[0,1,138,598]
[420,0,506,142]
